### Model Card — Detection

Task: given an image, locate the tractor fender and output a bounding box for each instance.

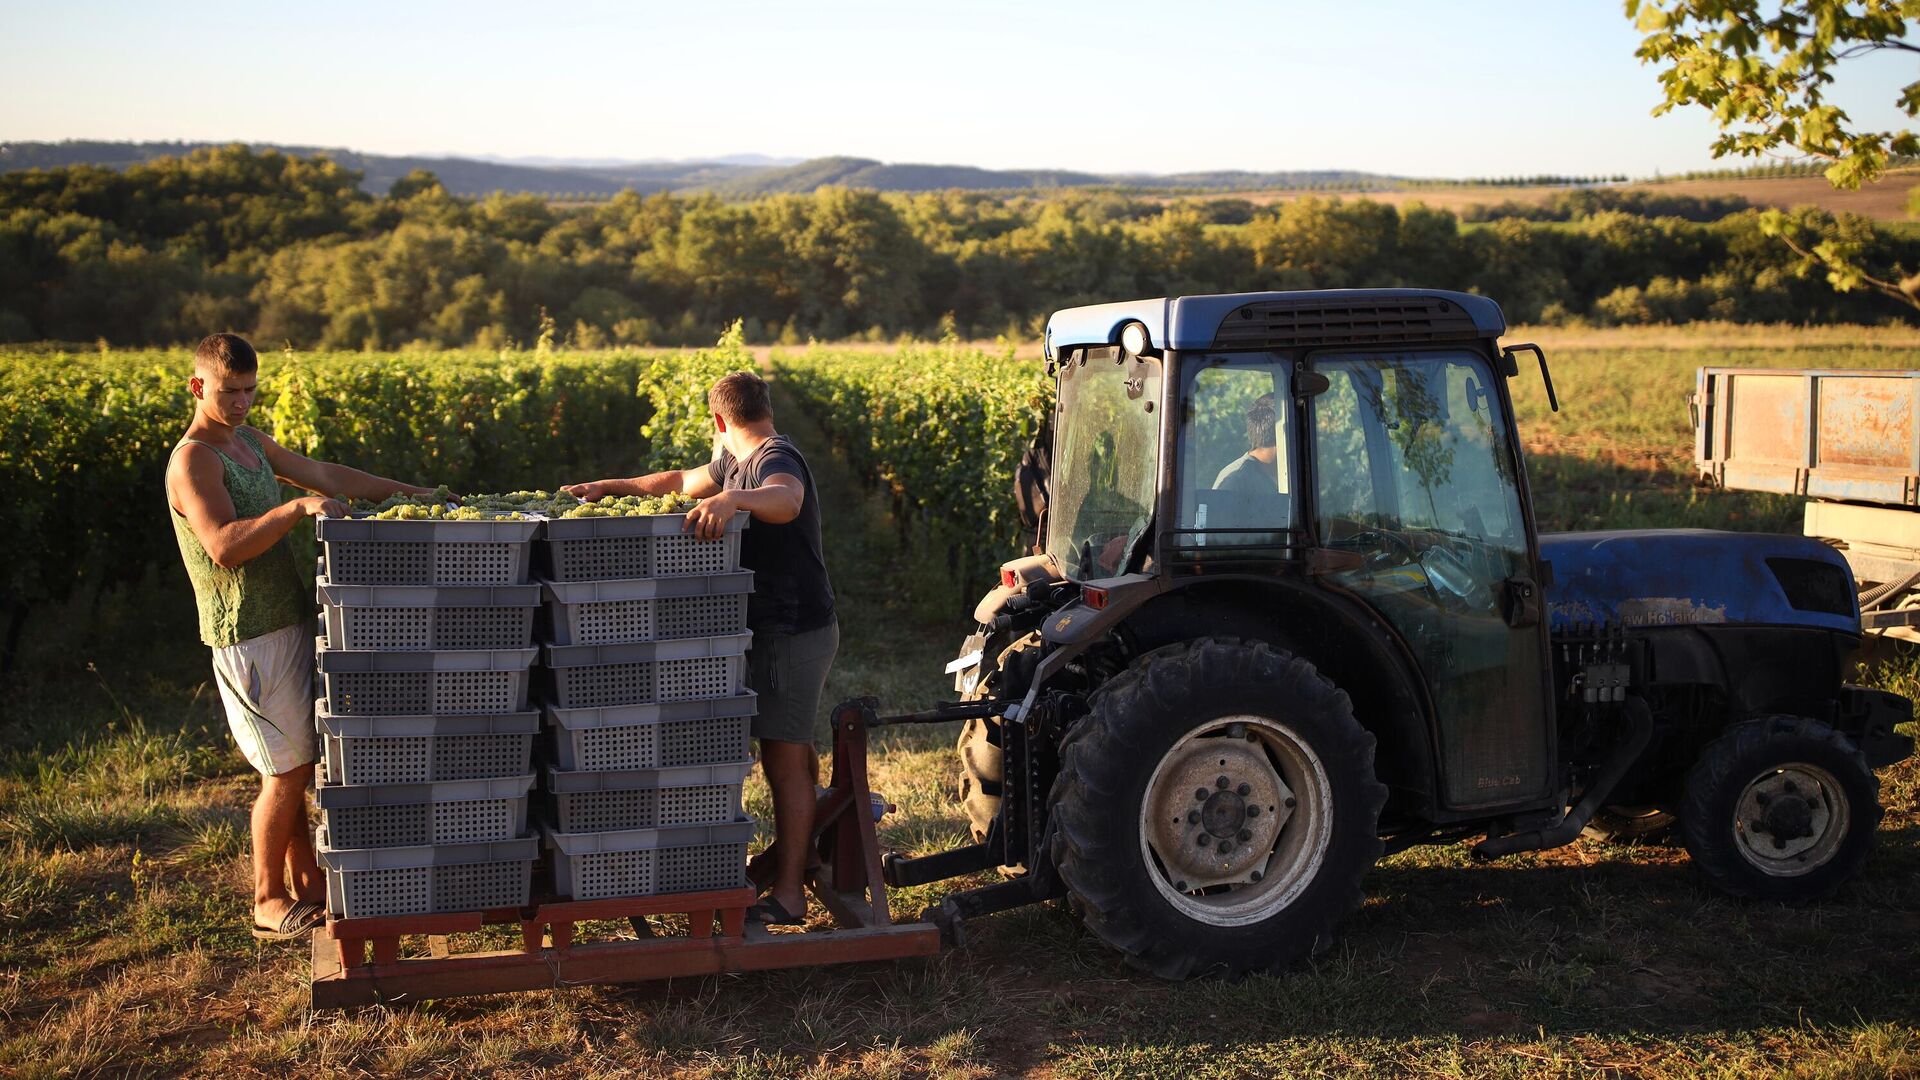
[1022,573,1441,822]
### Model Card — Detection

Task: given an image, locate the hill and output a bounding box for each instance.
[0,140,1406,198]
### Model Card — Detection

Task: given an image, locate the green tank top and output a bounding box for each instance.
[168,427,310,648]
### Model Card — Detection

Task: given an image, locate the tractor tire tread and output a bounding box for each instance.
[1050,638,1385,979]
[1677,714,1881,903]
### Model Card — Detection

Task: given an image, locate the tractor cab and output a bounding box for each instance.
[1036,291,1561,813]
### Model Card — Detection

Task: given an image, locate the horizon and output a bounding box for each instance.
[4,1,1915,179]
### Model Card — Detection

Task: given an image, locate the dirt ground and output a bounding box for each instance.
[1186,168,1920,222]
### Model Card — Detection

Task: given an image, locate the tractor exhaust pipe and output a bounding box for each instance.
[1473,694,1654,859]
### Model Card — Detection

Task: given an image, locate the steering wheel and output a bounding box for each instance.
[1357,528,1420,570]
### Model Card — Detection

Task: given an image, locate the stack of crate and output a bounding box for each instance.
[537,512,759,902]
[311,514,544,920]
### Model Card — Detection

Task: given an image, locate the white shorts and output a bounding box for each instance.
[212,623,317,777]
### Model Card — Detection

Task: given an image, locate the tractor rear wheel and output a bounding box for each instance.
[1049,638,1386,979]
[956,634,1042,845]
[1678,716,1881,902]
[957,715,1003,844]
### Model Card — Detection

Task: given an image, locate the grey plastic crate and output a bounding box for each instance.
[316,773,534,848]
[539,511,748,581]
[317,706,538,784]
[546,761,751,833]
[316,640,537,715]
[543,633,751,709]
[318,513,540,586]
[543,820,753,901]
[318,829,537,918]
[319,578,541,651]
[542,693,757,771]
[539,572,752,646]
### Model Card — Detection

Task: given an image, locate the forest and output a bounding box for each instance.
[3,144,1917,349]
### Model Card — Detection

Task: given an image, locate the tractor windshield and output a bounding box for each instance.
[1047,348,1162,580]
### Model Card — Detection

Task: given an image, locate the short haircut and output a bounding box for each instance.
[1246,393,1277,450]
[709,370,772,424]
[194,333,258,376]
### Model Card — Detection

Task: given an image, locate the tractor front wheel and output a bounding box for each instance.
[1678,716,1882,902]
[1049,638,1386,978]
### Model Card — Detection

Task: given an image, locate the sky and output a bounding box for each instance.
[2,0,1915,179]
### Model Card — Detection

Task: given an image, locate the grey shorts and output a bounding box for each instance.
[746,619,839,745]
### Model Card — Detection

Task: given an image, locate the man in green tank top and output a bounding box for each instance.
[166,333,436,939]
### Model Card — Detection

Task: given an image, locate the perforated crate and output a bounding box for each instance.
[543,633,751,710]
[316,773,534,848]
[543,820,753,901]
[539,572,751,646]
[542,693,757,771]
[538,510,748,581]
[317,513,540,586]
[317,706,538,784]
[318,829,537,918]
[316,639,537,715]
[545,761,751,833]
[319,578,540,651]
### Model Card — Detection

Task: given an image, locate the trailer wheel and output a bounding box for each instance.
[1049,638,1385,979]
[1582,805,1676,845]
[1678,716,1882,903]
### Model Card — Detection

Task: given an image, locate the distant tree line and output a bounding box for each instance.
[2,145,1915,348]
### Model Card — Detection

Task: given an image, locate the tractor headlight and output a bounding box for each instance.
[1119,321,1151,358]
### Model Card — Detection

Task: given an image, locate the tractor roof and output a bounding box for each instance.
[1044,289,1506,361]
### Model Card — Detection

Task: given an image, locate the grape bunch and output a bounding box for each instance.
[350,485,457,515]
[366,502,502,521]
[462,489,578,515]
[561,492,698,518]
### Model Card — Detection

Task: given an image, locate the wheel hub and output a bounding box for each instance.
[1733,764,1845,872]
[1147,728,1294,889]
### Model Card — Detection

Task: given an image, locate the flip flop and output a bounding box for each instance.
[749,895,806,927]
[252,900,325,940]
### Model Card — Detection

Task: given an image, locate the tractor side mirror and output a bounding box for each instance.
[1293,369,1330,397]
[1501,342,1559,413]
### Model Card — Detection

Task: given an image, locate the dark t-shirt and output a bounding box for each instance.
[1212,452,1278,493]
[708,434,836,634]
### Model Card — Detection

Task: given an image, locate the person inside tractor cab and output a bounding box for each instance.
[1212,392,1283,496]
[564,371,837,928]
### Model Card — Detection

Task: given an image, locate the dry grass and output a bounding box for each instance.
[1,325,1916,1077]
[1183,167,1920,223]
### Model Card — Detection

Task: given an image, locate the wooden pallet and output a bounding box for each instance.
[310,710,944,1008]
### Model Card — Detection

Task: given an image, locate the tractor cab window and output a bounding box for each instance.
[1047,347,1161,580]
[1311,352,1522,559]
[1175,355,1295,552]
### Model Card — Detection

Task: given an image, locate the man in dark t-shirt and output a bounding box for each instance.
[563,371,837,927]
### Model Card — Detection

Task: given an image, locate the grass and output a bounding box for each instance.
[1,325,1917,1076]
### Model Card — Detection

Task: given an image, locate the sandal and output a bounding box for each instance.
[749,895,807,927]
[252,900,325,940]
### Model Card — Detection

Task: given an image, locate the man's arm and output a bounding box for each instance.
[168,445,342,569]
[251,427,436,502]
[684,473,802,540]
[563,467,721,502]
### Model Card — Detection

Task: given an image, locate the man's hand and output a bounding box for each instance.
[299,495,349,518]
[562,481,611,501]
[683,491,739,540]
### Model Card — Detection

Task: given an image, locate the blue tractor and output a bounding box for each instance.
[861,289,1914,978]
